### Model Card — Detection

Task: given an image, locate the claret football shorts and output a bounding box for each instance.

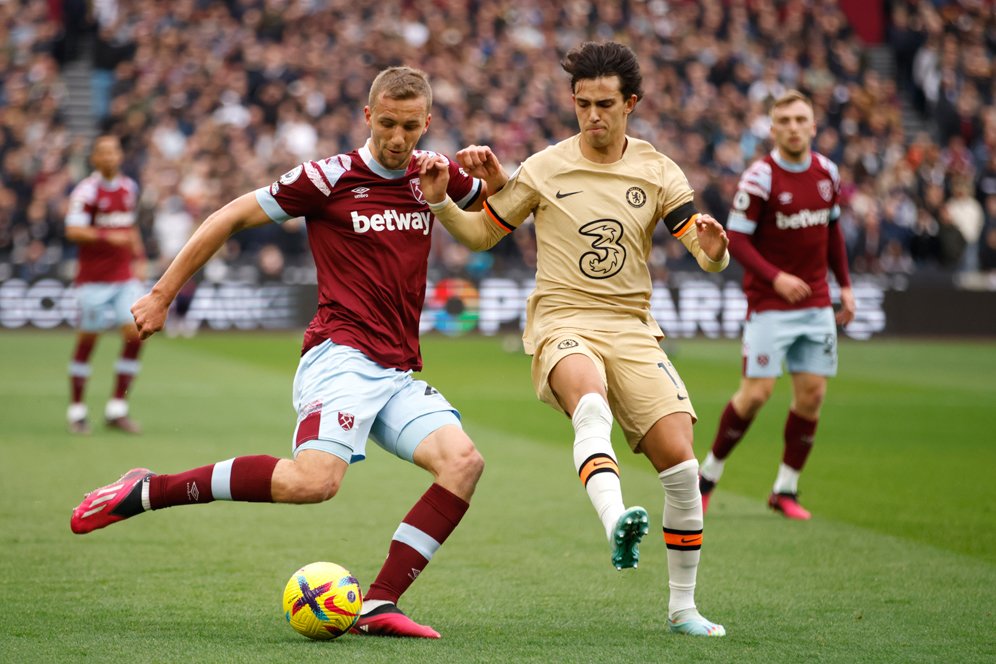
[291,339,461,464]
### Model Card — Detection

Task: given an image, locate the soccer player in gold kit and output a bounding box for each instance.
[419,41,728,636]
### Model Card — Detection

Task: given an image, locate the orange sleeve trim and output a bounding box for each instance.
[578,454,619,486]
[484,200,516,233]
[671,213,699,240]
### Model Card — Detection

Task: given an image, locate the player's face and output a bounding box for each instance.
[365,94,431,171]
[572,76,636,154]
[770,100,816,161]
[91,138,123,176]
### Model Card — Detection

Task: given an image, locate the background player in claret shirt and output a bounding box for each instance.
[70,67,501,639]
[64,135,146,435]
[419,42,727,637]
[698,90,856,520]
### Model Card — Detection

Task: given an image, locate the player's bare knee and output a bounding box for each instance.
[299,475,340,503]
[448,443,484,484]
[736,385,772,415]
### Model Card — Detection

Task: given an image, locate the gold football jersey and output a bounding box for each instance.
[485,134,705,350]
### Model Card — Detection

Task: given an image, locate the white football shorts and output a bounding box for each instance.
[742,306,838,378]
[290,339,461,464]
[75,280,144,332]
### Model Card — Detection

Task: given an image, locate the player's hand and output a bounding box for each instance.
[773,271,812,304]
[695,214,728,262]
[417,153,451,204]
[456,145,508,192]
[836,286,856,326]
[131,291,170,340]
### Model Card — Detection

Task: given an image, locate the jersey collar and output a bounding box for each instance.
[360,142,410,180]
[771,149,811,173]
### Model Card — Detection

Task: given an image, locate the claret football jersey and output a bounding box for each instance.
[726,150,841,314]
[65,172,140,284]
[255,144,481,370]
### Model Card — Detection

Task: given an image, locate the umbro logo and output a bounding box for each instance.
[555,190,582,199]
[352,187,370,199]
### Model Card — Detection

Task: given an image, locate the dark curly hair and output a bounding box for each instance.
[561,41,644,102]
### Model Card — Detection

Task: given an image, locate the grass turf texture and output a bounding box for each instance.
[0,331,993,663]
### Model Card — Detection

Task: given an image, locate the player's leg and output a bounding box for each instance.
[353,382,484,638]
[68,283,112,434]
[105,281,145,432]
[699,376,775,509]
[68,330,99,434]
[768,308,837,519]
[104,321,143,433]
[701,310,789,511]
[70,339,377,534]
[542,338,646,569]
[607,333,722,635]
[638,414,724,637]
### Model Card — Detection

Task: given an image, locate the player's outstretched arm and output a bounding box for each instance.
[132,192,270,339]
[418,154,508,252]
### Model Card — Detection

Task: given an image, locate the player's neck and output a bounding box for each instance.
[579,135,628,164]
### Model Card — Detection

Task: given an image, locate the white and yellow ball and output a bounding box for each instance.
[282,562,362,640]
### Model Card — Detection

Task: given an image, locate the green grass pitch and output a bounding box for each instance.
[0,331,993,663]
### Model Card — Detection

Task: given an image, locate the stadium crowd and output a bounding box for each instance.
[1,0,995,288]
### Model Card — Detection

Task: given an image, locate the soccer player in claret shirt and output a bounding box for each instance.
[64,135,146,434]
[71,67,501,639]
[419,41,727,637]
[698,90,856,520]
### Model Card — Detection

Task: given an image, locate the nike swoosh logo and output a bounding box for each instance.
[677,394,688,401]
[680,537,698,544]
[591,460,614,467]
[555,190,582,199]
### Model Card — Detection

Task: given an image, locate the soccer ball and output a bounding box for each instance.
[282,561,363,640]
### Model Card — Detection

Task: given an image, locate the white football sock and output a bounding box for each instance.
[699,451,725,483]
[772,463,801,495]
[572,393,625,540]
[659,459,703,617]
[105,398,129,419]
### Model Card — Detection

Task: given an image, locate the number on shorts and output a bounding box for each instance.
[658,361,688,400]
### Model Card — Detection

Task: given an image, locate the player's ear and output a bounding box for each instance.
[363,106,372,127]
[424,113,432,133]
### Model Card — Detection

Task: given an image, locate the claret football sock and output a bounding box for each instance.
[365,483,469,604]
[148,455,280,509]
[709,401,754,461]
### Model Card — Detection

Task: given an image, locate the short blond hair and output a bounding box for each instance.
[769,90,813,117]
[368,66,432,110]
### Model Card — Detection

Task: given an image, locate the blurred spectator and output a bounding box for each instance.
[0,0,994,289]
[945,177,985,271]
